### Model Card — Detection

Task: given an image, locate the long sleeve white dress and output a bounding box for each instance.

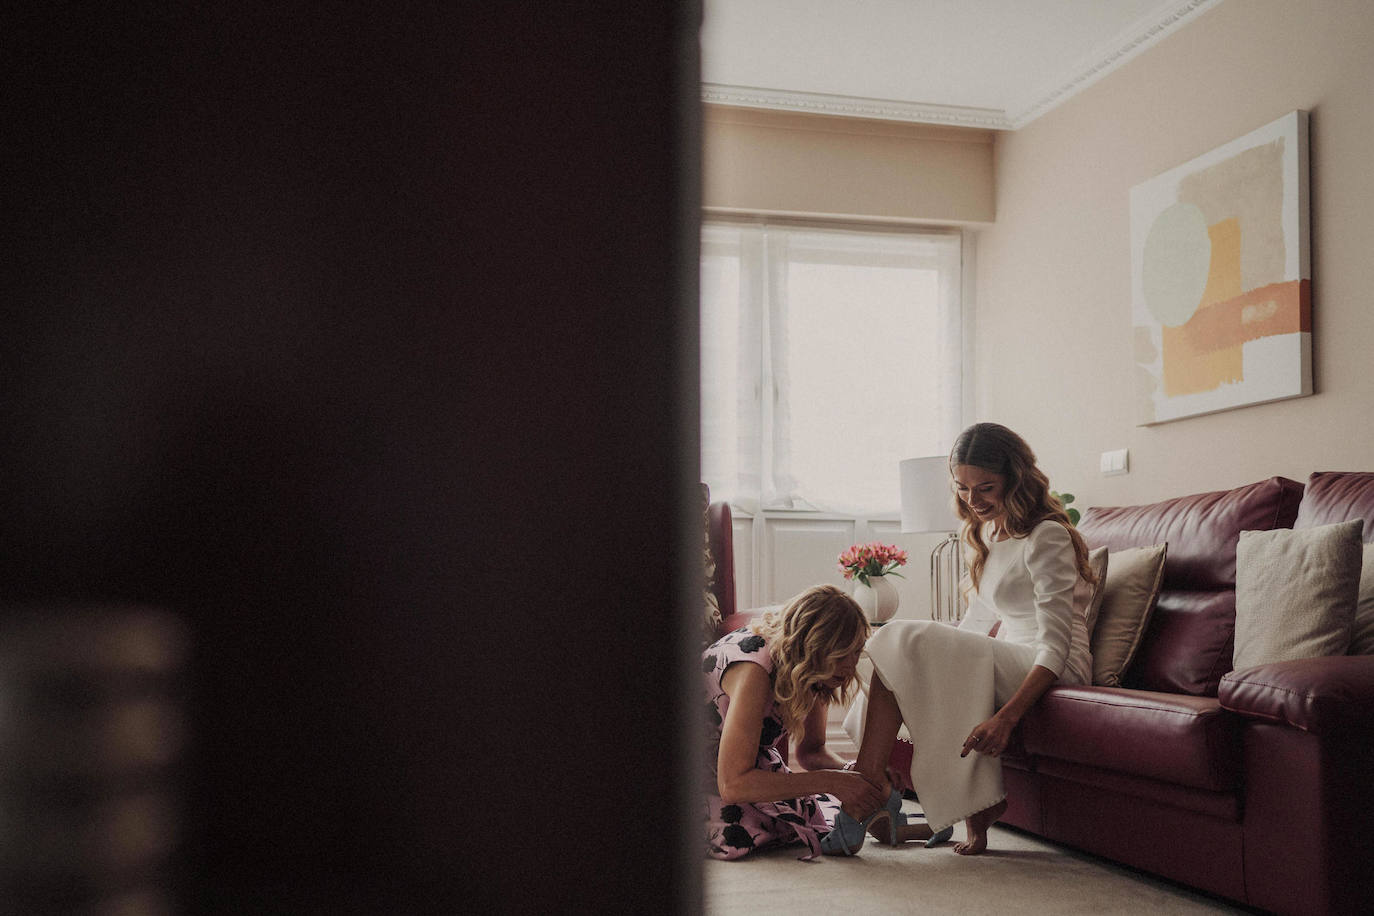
[843,519,1094,833]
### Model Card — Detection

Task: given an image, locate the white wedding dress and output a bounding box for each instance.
[843,520,1093,832]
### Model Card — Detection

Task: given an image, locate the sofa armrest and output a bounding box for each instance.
[1218,655,1374,736]
[707,501,735,620]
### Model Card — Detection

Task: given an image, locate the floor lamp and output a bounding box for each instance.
[899,456,964,623]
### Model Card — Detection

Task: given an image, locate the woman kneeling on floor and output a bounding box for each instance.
[703,585,941,859]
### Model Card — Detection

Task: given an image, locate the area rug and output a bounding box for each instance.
[703,803,1247,915]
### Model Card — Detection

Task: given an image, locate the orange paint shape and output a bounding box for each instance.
[1161,279,1309,397]
[1199,218,1242,308]
[1163,341,1243,396]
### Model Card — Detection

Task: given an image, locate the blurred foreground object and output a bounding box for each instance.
[0,608,188,915]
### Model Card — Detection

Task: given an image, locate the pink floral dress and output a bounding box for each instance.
[702,627,841,860]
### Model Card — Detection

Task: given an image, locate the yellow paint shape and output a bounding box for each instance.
[1199,218,1242,308]
[1163,342,1243,397]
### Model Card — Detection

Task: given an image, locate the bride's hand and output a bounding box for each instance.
[961,711,1015,758]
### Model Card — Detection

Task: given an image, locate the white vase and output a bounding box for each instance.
[854,575,899,623]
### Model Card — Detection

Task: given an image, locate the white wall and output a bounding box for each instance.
[703,0,1374,606]
[976,0,1374,509]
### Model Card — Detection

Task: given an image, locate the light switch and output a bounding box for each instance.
[1101,448,1129,476]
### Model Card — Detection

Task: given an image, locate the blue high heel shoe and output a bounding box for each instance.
[925,824,955,847]
[820,789,905,856]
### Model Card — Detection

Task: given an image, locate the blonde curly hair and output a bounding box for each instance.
[751,584,870,742]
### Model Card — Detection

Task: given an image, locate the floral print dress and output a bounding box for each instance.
[702,627,841,860]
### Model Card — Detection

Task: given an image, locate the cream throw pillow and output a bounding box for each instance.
[1233,519,1363,670]
[1083,546,1110,635]
[1090,543,1167,687]
[1353,543,1374,655]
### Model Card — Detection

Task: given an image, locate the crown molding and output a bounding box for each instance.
[701,0,1223,131]
[1006,0,1223,128]
[701,84,1011,130]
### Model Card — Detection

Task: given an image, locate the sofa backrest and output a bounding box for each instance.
[1293,471,1374,540]
[1078,476,1304,696]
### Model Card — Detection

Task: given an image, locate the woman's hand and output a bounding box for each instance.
[961,711,1016,758]
[961,664,1060,759]
[827,768,889,814]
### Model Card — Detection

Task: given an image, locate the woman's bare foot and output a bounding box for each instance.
[954,799,1007,855]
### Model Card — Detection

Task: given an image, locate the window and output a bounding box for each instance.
[701,220,963,516]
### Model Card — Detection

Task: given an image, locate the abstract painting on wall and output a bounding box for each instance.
[1130,110,1310,425]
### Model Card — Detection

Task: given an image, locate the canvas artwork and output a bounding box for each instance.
[1130,110,1310,425]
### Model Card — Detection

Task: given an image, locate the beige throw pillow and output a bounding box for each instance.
[1090,543,1167,687]
[1352,542,1374,655]
[1083,546,1110,635]
[1233,520,1363,670]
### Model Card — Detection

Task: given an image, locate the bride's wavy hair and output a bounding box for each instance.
[949,422,1098,594]
[752,584,869,742]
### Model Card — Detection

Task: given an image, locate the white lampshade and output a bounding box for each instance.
[900,456,958,533]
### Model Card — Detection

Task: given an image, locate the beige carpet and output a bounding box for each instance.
[706,708,1249,915]
[703,801,1248,915]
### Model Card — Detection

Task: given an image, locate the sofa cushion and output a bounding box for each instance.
[1078,476,1304,695]
[1083,546,1110,635]
[1090,544,1166,687]
[1020,685,1240,792]
[1292,471,1374,535]
[1219,655,1374,736]
[1233,520,1363,669]
[1078,476,1304,591]
[1292,472,1374,655]
[1357,543,1374,655]
[1123,590,1237,696]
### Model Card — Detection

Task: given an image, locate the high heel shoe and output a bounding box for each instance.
[925,824,954,847]
[873,791,954,847]
[820,789,905,856]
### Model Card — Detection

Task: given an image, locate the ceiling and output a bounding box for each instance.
[701,0,1223,130]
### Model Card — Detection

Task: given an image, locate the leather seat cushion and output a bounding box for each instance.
[1020,685,1240,792]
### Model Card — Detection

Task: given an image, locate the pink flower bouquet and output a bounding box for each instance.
[837,542,909,586]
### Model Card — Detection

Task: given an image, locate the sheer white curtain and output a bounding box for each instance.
[701,220,963,516]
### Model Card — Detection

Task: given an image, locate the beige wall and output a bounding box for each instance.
[703,105,995,224]
[976,0,1374,508]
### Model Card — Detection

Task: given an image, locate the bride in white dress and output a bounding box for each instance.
[842,422,1100,855]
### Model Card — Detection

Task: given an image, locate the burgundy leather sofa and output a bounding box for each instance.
[706,480,1374,912]
[997,473,1374,915]
[708,499,738,627]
